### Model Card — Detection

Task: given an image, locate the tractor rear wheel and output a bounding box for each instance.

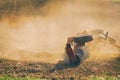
[69,55,81,65]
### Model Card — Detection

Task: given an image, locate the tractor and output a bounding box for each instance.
[65,35,93,65]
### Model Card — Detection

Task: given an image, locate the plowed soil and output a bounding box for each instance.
[0,56,120,80]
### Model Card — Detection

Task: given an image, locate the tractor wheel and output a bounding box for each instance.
[69,55,81,65]
[75,55,81,65]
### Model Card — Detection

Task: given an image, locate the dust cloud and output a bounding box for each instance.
[0,0,120,62]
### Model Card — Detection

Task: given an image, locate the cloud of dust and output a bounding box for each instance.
[0,0,120,62]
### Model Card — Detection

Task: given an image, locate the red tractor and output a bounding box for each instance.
[65,35,93,65]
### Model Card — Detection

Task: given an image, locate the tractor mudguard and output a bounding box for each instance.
[66,43,75,59]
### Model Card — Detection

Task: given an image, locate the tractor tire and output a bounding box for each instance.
[69,55,81,65]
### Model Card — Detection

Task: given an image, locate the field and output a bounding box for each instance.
[0,0,120,80]
[0,56,120,80]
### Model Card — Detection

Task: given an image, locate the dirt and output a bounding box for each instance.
[0,56,120,80]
